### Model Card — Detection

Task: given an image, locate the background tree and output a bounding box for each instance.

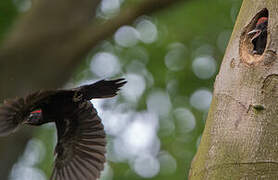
[0,0,242,180]
[190,0,278,179]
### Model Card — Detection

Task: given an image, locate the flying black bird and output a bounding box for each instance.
[0,78,126,180]
[248,17,268,54]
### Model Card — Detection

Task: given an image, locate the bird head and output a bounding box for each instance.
[24,109,44,126]
[248,17,268,41]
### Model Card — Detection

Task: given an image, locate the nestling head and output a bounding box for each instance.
[248,17,268,41]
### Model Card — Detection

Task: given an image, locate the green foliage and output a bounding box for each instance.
[0,0,17,42]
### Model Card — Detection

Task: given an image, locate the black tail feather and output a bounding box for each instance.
[81,78,127,100]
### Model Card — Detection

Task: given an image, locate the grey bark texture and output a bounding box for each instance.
[189,0,278,179]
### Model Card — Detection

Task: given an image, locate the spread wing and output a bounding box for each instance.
[83,78,127,99]
[0,90,57,136]
[50,101,106,180]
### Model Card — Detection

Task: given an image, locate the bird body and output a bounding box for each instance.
[0,78,126,180]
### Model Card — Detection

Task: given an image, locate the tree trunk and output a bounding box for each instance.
[189,0,278,179]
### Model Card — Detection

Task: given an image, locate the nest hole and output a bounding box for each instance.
[239,8,268,65]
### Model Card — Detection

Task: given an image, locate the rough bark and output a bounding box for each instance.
[189,0,278,179]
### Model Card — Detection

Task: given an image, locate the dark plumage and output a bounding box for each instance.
[248,17,268,54]
[0,78,126,180]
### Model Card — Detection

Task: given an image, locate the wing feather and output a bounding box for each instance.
[71,158,87,179]
[76,78,126,100]
[74,156,96,179]
[67,162,78,179]
[50,101,106,180]
[51,168,58,180]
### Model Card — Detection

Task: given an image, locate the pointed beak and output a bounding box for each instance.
[247,29,259,35]
[248,29,262,41]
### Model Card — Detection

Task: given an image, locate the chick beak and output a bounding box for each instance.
[248,29,262,41]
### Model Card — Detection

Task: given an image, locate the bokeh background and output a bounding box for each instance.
[0,0,242,179]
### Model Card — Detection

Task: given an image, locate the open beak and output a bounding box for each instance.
[248,29,261,41]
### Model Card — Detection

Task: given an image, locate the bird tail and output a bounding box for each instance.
[80,78,127,100]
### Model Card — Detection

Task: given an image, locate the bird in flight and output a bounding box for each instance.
[248,16,268,54]
[0,78,126,180]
